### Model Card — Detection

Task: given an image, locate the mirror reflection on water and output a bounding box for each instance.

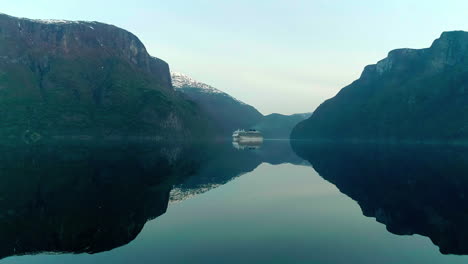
[2,140,468,263]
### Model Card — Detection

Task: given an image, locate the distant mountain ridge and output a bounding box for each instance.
[292,31,468,142]
[171,72,263,135]
[172,72,310,138]
[254,113,311,139]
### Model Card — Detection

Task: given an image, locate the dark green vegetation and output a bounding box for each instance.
[291,141,468,255]
[292,31,468,142]
[0,14,213,140]
[253,113,311,139]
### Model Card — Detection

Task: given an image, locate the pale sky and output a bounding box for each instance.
[2,0,467,114]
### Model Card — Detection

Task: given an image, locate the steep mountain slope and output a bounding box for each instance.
[172,72,263,134]
[292,31,468,142]
[0,14,211,140]
[253,113,311,139]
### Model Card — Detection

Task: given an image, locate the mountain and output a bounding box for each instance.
[172,72,309,138]
[172,72,263,135]
[253,113,311,139]
[0,13,212,140]
[292,31,468,142]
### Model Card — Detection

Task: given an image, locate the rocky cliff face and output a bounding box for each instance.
[292,31,468,141]
[0,14,210,140]
[0,14,172,89]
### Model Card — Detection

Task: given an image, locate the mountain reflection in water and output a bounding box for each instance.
[292,142,468,255]
[3,140,468,263]
[0,140,302,260]
[0,141,194,259]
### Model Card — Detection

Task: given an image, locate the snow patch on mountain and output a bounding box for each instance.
[171,72,246,105]
[0,12,96,26]
[171,72,223,94]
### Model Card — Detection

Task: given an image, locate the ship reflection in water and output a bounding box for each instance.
[232,129,263,150]
[232,140,262,150]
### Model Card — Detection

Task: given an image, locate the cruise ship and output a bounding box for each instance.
[232,129,263,142]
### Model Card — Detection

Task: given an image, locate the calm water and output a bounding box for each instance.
[2,140,468,263]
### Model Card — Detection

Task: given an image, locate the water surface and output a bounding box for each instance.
[2,140,468,263]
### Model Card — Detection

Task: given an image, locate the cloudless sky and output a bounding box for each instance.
[2,1,467,114]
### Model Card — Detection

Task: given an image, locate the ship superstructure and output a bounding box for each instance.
[232,129,263,142]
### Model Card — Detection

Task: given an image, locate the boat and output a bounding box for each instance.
[232,129,263,142]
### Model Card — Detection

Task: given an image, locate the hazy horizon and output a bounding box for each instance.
[2,0,467,115]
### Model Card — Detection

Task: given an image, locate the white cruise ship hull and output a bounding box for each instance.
[234,136,263,143]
